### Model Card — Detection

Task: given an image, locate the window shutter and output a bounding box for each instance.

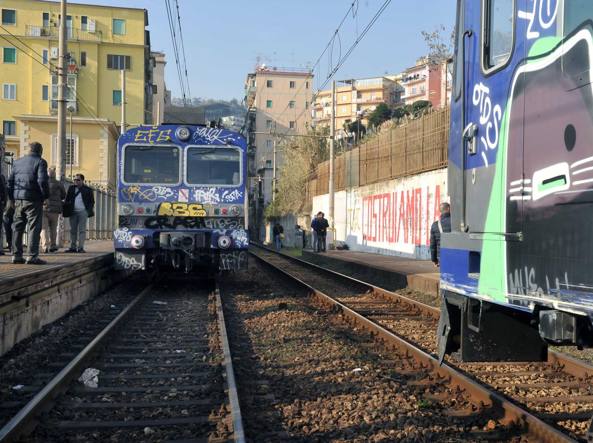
[107,54,113,69]
[125,56,131,70]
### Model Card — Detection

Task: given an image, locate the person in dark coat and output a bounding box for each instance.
[63,173,95,253]
[0,173,6,255]
[311,211,329,252]
[430,202,451,267]
[7,141,49,264]
[272,222,284,250]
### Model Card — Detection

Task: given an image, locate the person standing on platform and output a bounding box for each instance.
[0,172,6,256]
[273,222,284,250]
[311,211,329,252]
[7,141,49,264]
[63,174,94,253]
[41,167,65,253]
[430,202,451,267]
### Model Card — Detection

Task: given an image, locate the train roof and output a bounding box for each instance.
[118,124,246,149]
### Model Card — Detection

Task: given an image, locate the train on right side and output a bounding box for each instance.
[438,0,593,362]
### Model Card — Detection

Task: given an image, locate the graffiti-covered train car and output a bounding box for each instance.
[439,0,593,362]
[114,124,248,273]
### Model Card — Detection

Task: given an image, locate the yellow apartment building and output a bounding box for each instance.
[313,77,403,138]
[0,0,152,187]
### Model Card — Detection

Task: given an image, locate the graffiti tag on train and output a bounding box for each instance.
[134,128,173,144]
[157,202,207,217]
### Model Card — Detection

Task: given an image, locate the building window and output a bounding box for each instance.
[289,121,296,129]
[42,12,50,28]
[113,90,122,105]
[289,81,296,89]
[1,9,16,25]
[265,139,273,149]
[483,0,514,70]
[411,87,417,95]
[81,16,88,31]
[266,80,273,88]
[80,51,87,66]
[266,100,272,108]
[107,54,131,70]
[305,101,309,109]
[3,47,16,64]
[266,119,272,129]
[52,134,78,167]
[3,83,16,100]
[42,49,48,65]
[51,74,76,110]
[289,100,295,109]
[42,84,49,101]
[3,120,16,136]
[265,160,272,168]
[305,81,309,89]
[112,19,126,35]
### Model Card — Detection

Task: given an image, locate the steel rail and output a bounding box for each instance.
[0,284,153,442]
[214,282,246,443]
[250,244,593,378]
[250,249,575,442]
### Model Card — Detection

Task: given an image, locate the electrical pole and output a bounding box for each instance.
[120,69,126,135]
[272,139,276,203]
[56,0,67,180]
[329,80,336,240]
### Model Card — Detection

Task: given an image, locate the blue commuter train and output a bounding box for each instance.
[439,0,593,361]
[113,124,248,273]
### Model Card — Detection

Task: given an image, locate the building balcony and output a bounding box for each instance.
[25,25,102,42]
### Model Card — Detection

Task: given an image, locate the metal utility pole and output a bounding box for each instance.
[120,69,126,134]
[56,0,68,180]
[272,139,277,203]
[329,80,336,234]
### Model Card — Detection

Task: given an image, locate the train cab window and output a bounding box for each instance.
[124,145,180,184]
[564,0,593,35]
[186,147,241,186]
[483,0,514,71]
[453,0,464,100]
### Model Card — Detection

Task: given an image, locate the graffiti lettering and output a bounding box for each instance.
[472,82,502,166]
[114,227,132,242]
[158,202,206,217]
[508,266,569,298]
[519,0,559,40]
[143,216,244,230]
[193,188,220,204]
[152,186,175,199]
[115,252,144,270]
[193,127,224,143]
[134,128,172,144]
[220,251,248,271]
[221,189,243,203]
[231,229,249,248]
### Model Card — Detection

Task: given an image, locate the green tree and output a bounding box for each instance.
[346,120,366,139]
[412,100,432,117]
[367,103,392,128]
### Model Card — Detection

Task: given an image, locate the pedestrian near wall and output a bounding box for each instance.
[311,211,329,253]
[0,173,6,256]
[430,202,451,267]
[63,174,94,253]
[273,222,284,250]
[41,167,66,253]
[7,141,49,264]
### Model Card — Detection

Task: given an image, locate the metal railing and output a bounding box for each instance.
[24,25,102,42]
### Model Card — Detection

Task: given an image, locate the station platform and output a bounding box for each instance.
[301,249,440,297]
[0,240,114,301]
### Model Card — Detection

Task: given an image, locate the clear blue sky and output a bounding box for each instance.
[76,0,457,101]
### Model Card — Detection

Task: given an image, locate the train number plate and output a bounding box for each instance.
[157,202,207,217]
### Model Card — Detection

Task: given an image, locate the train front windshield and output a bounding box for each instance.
[186,147,241,186]
[124,145,180,184]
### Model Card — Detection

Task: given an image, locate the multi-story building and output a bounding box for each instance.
[244,65,313,206]
[400,57,451,109]
[0,0,152,187]
[151,51,168,125]
[312,77,403,137]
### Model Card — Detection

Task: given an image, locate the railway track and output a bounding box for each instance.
[0,280,244,442]
[250,244,593,442]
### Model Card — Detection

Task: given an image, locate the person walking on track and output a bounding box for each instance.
[41,167,66,253]
[63,174,94,253]
[430,202,451,267]
[7,141,49,264]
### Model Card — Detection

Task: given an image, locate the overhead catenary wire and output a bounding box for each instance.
[174,0,192,103]
[164,0,191,106]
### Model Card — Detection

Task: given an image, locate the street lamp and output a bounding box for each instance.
[67,104,75,180]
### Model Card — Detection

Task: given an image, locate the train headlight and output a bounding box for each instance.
[230,205,241,216]
[175,126,191,141]
[130,235,145,249]
[217,235,232,249]
[119,204,134,216]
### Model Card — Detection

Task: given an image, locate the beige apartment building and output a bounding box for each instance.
[244,65,313,207]
[401,57,451,109]
[312,77,403,137]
